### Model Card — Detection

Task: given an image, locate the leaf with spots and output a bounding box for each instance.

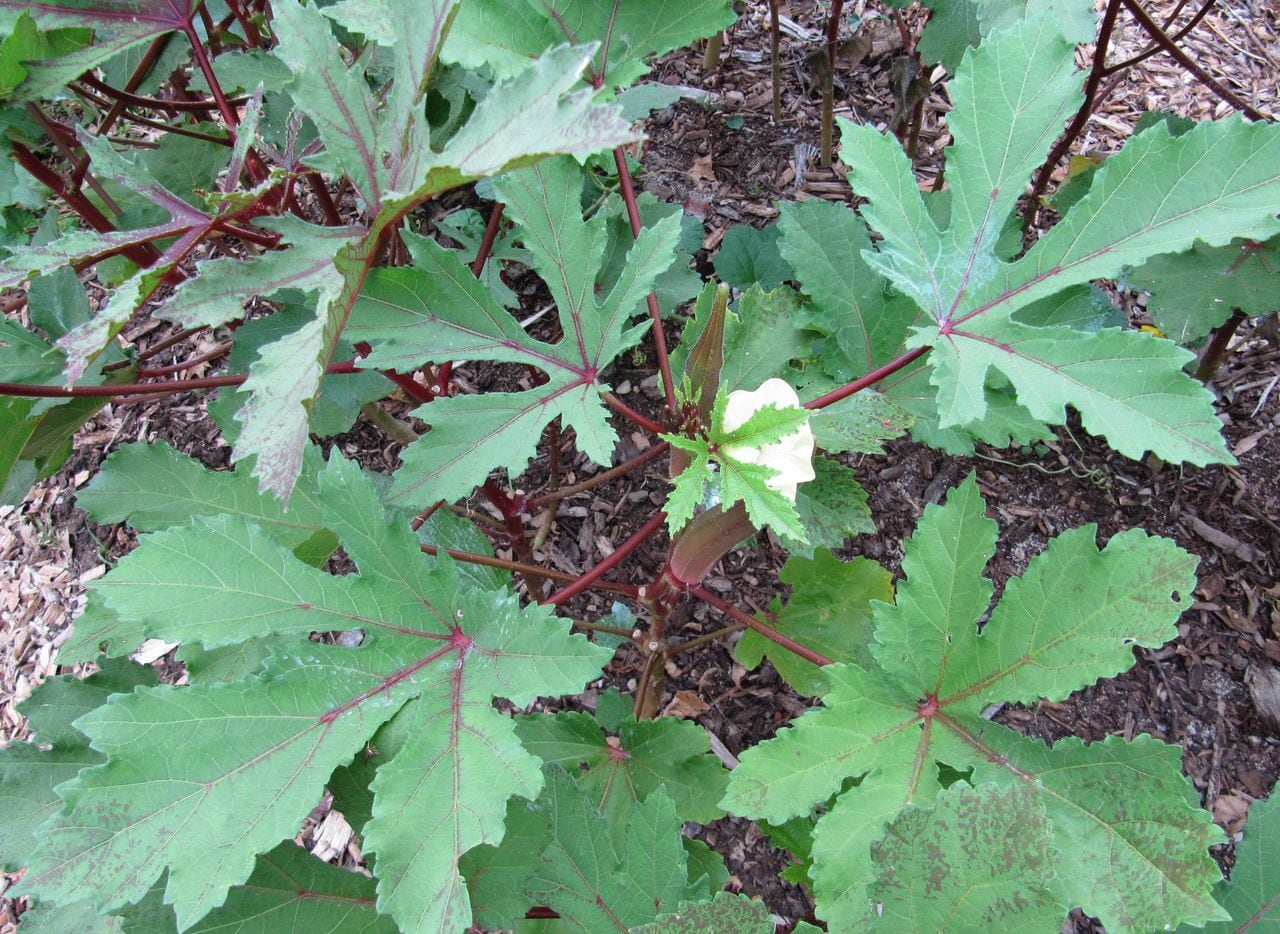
[19,452,611,932]
[721,474,1224,932]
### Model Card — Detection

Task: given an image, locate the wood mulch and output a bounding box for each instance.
[2,0,1278,930]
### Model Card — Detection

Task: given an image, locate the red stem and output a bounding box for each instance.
[1024,0,1125,234]
[527,440,669,509]
[77,74,242,113]
[690,585,833,667]
[8,142,160,268]
[470,202,506,277]
[1101,0,1218,75]
[225,0,265,46]
[543,511,666,606]
[419,543,639,597]
[183,24,242,130]
[612,147,677,415]
[804,345,930,410]
[0,361,361,399]
[1118,0,1267,120]
[602,391,665,434]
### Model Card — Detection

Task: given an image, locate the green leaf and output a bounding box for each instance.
[0,659,155,871]
[720,285,812,393]
[630,891,773,933]
[663,442,713,533]
[721,476,1222,932]
[460,796,550,928]
[775,199,973,446]
[1192,788,1280,932]
[736,549,891,696]
[160,217,358,329]
[525,771,699,930]
[1127,234,1280,343]
[809,392,913,454]
[0,13,90,98]
[789,458,874,556]
[349,157,681,506]
[119,843,399,933]
[869,782,1061,932]
[713,225,790,292]
[836,13,1280,465]
[79,441,332,556]
[21,453,611,932]
[717,451,805,543]
[446,0,736,88]
[0,0,190,99]
[514,708,729,824]
[599,192,702,319]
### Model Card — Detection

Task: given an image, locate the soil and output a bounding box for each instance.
[2,1,1279,931]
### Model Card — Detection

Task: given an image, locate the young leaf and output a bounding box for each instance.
[736,550,891,697]
[20,453,611,932]
[349,157,681,506]
[869,783,1061,932]
[523,770,701,929]
[721,475,1223,932]
[514,707,729,824]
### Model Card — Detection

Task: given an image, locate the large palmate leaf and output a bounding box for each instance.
[447,0,737,88]
[823,15,1280,465]
[721,475,1225,932]
[20,453,611,932]
[348,156,681,506]
[0,0,194,98]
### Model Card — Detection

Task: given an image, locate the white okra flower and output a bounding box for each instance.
[720,377,816,502]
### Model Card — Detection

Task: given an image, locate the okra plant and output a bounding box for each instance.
[1,0,1278,931]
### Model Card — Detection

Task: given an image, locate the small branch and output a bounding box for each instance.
[1194,308,1248,382]
[804,345,930,410]
[820,0,845,168]
[135,340,233,377]
[419,542,639,597]
[572,619,636,638]
[182,23,243,130]
[1118,0,1268,120]
[612,147,677,414]
[77,74,244,113]
[602,391,665,434]
[528,441,669,509]
[1024,0,1125,234]
[1101,0,1218,75]
[665,622,743,658]
[470,202,506,276]
[769,0,783,122]
[8,142,160,268]
[543,511,666,606]
[690,585,833,667]
[0,360,362,400]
